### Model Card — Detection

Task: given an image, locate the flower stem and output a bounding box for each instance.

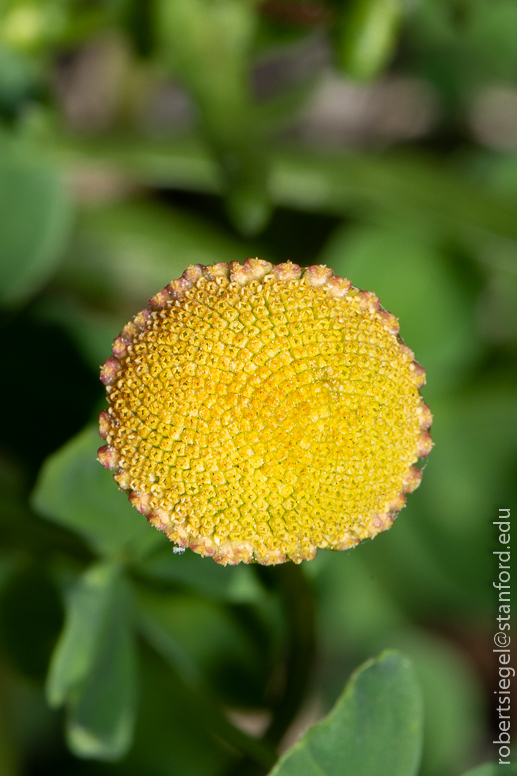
[262,562,317,747]
[229,562,317,776]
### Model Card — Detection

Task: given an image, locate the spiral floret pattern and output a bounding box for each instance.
[98,259,432,564]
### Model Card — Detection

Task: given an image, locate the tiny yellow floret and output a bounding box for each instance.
[98,260,432,564]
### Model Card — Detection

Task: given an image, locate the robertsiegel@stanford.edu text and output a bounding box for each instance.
[493,508,512,765]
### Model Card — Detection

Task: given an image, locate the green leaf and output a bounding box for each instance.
[47,562,138,761]
[32,425,164,558]
[308,548,484,775]
[66,580,137,761]
[380,629,483,776]
[0,133,72,307]
[46,563,121,708]
[270,650,423,776]
[338,0,403,82]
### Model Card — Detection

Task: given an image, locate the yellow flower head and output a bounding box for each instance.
[98,259,432,565]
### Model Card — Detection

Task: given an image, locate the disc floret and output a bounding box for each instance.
[98,259,433,565]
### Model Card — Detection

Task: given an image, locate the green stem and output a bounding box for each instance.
[262,562,317,747]
[228,562,317,776]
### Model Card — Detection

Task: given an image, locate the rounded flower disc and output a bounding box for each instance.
[98,259,433,565]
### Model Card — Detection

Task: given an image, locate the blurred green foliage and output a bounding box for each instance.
[0,132,72,306]
[270,650,423,776]
[337,0,403,81]
[0,0,516,774]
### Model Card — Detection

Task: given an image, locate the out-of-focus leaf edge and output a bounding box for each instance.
[269,649,423,776]
[56,137,517,245]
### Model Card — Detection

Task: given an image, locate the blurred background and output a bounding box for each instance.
[0,0,516,774]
